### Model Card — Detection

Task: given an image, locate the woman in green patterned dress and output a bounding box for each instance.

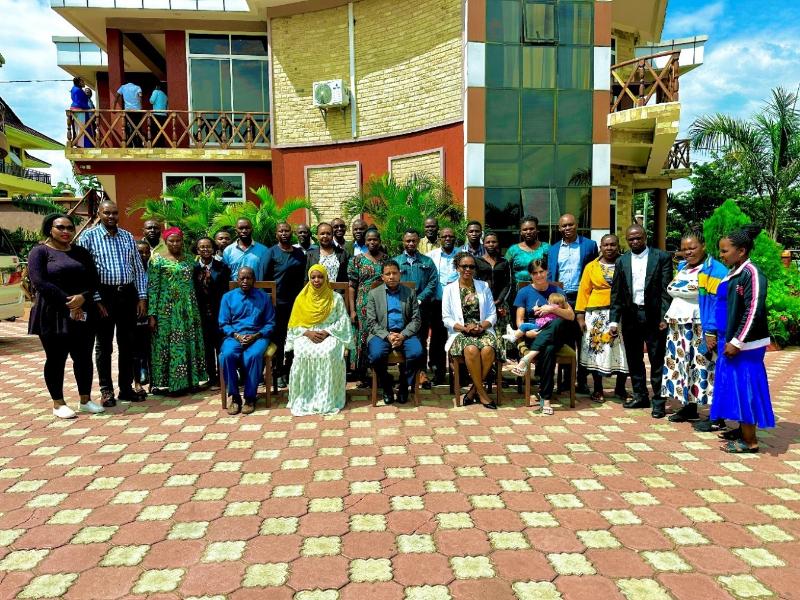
[147,227,207,394]
[347,228,388,387]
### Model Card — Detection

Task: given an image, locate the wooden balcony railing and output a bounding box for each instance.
[610,50,680,113]
[665,139,690,170]
[0,160,51,185]
[66,109,271,150]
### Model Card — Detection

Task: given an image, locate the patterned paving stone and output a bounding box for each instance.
[0,321,798,598]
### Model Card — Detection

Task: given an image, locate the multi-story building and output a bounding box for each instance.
[51,0,703,247]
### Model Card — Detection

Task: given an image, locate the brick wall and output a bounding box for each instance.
[389,151,442,183]
[270,0,462,146]
[306,164,360,224]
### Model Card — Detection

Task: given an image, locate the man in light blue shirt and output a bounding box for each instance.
[115,80,144,147]
[426,228,459,384]
[223,218,270,281]
[115,81,142,110]
[149,83,168,115]
[149,83,168,146]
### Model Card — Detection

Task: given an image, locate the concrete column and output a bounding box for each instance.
[165,30,188,111]
[654,188,668,250]
[107,28,124,108]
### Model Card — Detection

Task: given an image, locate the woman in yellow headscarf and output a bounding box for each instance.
[286,264,353,416]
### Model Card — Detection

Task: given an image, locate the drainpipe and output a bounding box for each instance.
[348,2,358,139]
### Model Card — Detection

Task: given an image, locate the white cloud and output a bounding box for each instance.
[0,0,81,189]
[664,1,726,39]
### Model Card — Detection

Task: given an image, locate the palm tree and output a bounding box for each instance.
[212,186,319,247]
[689,87,800,240]
[343,173,465,255]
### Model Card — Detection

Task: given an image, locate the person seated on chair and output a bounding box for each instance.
[442,252,500,410]
[366,260,423,405]
[218,266,275,415]
[286,264,353,416]
[512,258,575,415]
[504,292,569,377]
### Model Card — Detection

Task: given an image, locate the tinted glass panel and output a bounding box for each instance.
[556,90,592,143]
[190,58,231,111]
[520,145,555,188]
[558,2,593,45]
[564,187,591,228]
[486,90,519,144]
[521,90,554,144]
[487,0,521,43]
[231,35,268,56]
[521,188,561,227]
[522,46,556,88]
[486,45,520,88]
[557,47,591,89]
[485,144,520,187]
[232,60,269,112]
[523,1,557,43]
[555,145,592,187]
[205,175,244,200]
[485,188,522,234]
[188,34,229,55]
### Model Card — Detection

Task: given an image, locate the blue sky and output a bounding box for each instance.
[2,0,800,188]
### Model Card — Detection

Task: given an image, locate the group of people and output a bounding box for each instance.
[27,203,774,452]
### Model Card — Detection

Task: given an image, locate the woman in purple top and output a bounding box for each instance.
[28,214,103,419]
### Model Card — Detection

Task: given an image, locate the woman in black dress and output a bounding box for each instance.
[28,214,102,418]
[193,236,231,383]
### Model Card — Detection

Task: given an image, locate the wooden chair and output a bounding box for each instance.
[450,353,503,408]
[219,281,279,410]
[367,280,420,406]
[513,282,577,408]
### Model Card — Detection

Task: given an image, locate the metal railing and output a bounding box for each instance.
[0,161,52,185]
[66,109,271,150]
[610,50,681,113]
[665,139,690,170]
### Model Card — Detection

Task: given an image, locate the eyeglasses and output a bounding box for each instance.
[460,264,477,270]
[53,224,75,231]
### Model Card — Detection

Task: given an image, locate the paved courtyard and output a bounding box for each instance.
[0,319,798,600]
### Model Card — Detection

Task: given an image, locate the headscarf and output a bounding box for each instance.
[162,226,182,241]
[288,264,335,328]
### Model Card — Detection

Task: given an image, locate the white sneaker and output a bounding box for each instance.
[502,324,518,344]
[80,401,105,414]
[53,405,77,419]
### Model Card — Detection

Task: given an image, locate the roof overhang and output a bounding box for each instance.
[612,0,668,43]
[609,102,680,177]
[5,126,64,151]
[636,35,708,75]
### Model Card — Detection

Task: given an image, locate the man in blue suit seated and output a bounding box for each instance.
[218,266,275,415]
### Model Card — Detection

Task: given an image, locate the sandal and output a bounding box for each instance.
[512,363,528,377]
[591,391,605,403]
[718,427,743,441]
[722,439,759,454]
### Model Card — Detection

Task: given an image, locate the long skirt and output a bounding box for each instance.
[710,344,774,428]
[579,308,628,376]
[286,336,347,417]
[661,320,715,405]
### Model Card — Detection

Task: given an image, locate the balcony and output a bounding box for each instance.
[65,109,272,161]
[664,139,690,171]
[0,161,52,186]
[610,50,680,114]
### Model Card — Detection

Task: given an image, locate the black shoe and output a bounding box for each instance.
[693,418,726,432]
[482,401,498,410]
[100,390,116,408]
[623,396,650,409]
[575,383,591,395]
[462,393,478,406]
[396,389,409,404]
[421,380,432,390]
[382,390,395,405]
[668,403,699,422]
[117,389,143,402]
[651,399,666,419]
[357,381,372,390]
[276,376,288,389]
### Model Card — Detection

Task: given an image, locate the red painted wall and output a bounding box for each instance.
[165,30,188,112]
[75,161,272,232]
[272,122,464,205]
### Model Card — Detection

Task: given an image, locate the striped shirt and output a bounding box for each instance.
[77,224,147,300]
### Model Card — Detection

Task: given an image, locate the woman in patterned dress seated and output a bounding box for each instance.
[286,264,353,416]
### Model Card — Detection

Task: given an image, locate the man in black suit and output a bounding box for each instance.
[609,225,672,418]
[366,261,423,404]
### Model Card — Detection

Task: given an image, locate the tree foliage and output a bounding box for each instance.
[342,173,466,255]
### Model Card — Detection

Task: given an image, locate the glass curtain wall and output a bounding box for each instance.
[188,33,270,145]
[484,0,593,247]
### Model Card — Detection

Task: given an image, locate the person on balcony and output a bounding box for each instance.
[223,218,269,281]
[149,83,168,147]
[114,79,143,148]
[147,227,207,395]
[69,76,91,149]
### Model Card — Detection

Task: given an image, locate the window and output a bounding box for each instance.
[523,0,557,44]
[611,37,617,66]
[163,173,245,202]
[487,1,522,43]
[558,2,593,46]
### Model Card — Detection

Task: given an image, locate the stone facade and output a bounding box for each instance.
[389,151,442,183]
[306,163,360,224]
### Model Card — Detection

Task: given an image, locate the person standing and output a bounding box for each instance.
[264,223,307,388]
[286,264,353,416]
[305,222,349,283]
[348,228,389,387]
[141,219,167,259]
[331,218,348,249]
[575,234,629,402]
[294,224,316,255]
[393,229,438,389]
[28,214,104,418]
[711,225,773,453]
[133,241,152,396]
[69,77,91,148]
[609,224,673,418]
[346,218,368,256]
[505,215,550,283]
[548,213,598,394]
[194,237,232,383]
[149,82,168,146]
[114,78,143,147]
[77,200,148,406]
[475,232,512,356]
[367,260,423,404]
[460,221,486,257]
[223,218,269,280]
[427,228,460,385]
[214,228,233,260]
[418,217,441,255]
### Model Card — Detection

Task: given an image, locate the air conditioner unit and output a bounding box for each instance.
[312,79,350,109]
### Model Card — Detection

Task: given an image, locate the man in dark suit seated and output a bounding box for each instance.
[609,224,673,418]
[366,260,422,405]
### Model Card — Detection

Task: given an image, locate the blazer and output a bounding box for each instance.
[609,247,673,325]
[724,260,769,348]
[193,259,232,321]
[547,235,599,288]
[305,246,350,283]
[366,284,421,342]
[441,279,497,352]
